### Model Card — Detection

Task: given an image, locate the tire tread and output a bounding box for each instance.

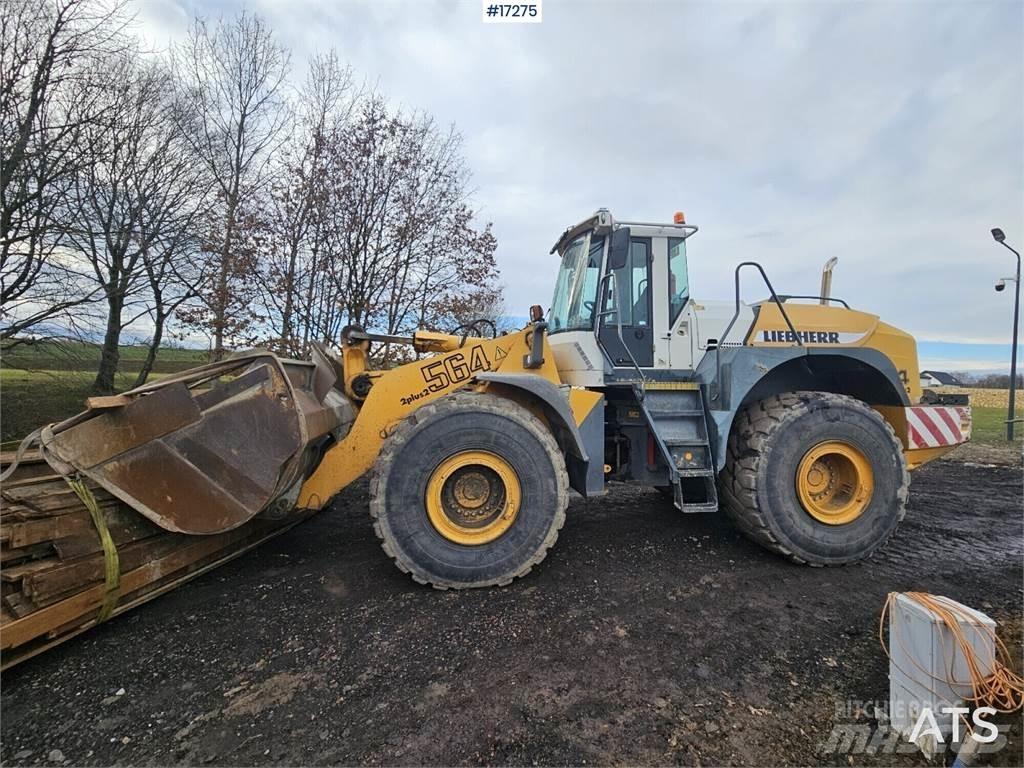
[718,391,910,566]
[369,390,569,589]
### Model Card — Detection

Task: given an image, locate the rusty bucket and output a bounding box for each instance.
[39,350,353,535]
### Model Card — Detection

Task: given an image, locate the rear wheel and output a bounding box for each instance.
[370,391,568,588]
[719,392,909,565]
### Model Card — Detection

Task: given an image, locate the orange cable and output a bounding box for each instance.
[879,592,1023,716]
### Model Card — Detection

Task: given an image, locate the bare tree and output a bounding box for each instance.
[974,373,1023,389]
[2,1,503,372]
[312,97,500,362]
[258,51,354,356]
[131,81,212,387]
[0,0,130,339]
[66,52,210,393]
[132,220,207,388]
[172,10,290,359]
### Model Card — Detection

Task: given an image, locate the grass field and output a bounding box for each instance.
[969,404,1024,444]
[1,340,203,442]
[0,369,174,443]
[1,339,206,374]
[937,388,1023,445]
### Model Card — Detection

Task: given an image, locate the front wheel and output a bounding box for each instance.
[369,391,568,589]
[719,392,909,565]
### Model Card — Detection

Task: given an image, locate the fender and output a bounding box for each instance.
[695,346,912,473]
[476,372,604,496]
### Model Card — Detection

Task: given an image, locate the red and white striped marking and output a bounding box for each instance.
[905,406,971,449]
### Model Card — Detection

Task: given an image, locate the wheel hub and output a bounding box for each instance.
[426,451,521,545]
[796,441,874,525]
[452,472,490,510]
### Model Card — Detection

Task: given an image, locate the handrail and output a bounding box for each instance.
[710,262,802,404]
[595,272,647,398]
[718,262,802,348]
[593,272,613,346]
[609,273,647,397]
[777,294,851,309]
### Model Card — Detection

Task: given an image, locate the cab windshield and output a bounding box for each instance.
[548,233,604,332]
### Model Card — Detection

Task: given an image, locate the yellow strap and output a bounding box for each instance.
[66,476,120,622]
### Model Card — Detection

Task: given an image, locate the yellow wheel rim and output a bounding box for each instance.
[796,441,874,525]
[425,450,521,545]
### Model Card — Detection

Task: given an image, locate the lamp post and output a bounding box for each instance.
[991,228,1020,441]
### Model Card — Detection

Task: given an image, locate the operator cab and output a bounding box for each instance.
[547,209,727,387]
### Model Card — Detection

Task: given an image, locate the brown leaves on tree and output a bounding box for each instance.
[1,4,504,377]
[255,91,502,362]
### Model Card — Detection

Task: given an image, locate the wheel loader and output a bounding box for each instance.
[1,209,971,662]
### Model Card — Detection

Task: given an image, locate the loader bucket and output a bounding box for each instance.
[38,350,354,535]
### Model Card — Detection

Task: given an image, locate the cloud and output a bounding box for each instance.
[134,0,1023,347]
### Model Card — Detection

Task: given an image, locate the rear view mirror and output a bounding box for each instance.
[607,227,631,270]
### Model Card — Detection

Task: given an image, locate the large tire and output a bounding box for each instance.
[369,391,569,589]
[719,392,909,566]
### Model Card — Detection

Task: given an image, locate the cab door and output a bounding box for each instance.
[599,236,654,368]
[666,235,694,370]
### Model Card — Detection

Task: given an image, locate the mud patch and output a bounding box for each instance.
[1,457,1020,766]
[223,672,309,717]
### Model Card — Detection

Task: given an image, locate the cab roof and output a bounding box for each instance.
[550,209,698,254]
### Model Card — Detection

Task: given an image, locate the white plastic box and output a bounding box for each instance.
[889,593,996,758]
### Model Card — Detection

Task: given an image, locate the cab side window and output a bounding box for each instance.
[603,239,651,326]
[629,241,650,326]
[668,237,689,325]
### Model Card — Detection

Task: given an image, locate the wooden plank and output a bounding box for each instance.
[3,514,92,549]
[3,503,161,550]
[0,500,120,525]
[0,514,308,671]
[2,592,35,619]
[0,448,43,463]
[51,512,163,559]
[0,472,63,489]
[2,483,69,507]
[1,557,60,582]
[0,452,47,481]
[0,542,53,565]
[0,434,316,669]
[1,502,54,522]
[0,517,304,651]
[84,394,132,410]
[21,533,185,604]
[3,510,94,548]
[3,484,115,513]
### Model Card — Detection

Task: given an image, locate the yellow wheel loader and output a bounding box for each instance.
[1,209,971,661]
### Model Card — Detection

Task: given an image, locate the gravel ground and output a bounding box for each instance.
[1,447,1021,767]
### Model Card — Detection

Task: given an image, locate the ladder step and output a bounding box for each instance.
[646,409,704,418]
[643,386,718,490]
[680,502,718,513]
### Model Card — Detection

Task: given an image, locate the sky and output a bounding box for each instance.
[134,0,1024,372]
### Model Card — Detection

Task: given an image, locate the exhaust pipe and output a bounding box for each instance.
[820,257,839,305]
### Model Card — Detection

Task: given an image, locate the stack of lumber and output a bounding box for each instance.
[1,449,311,670]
